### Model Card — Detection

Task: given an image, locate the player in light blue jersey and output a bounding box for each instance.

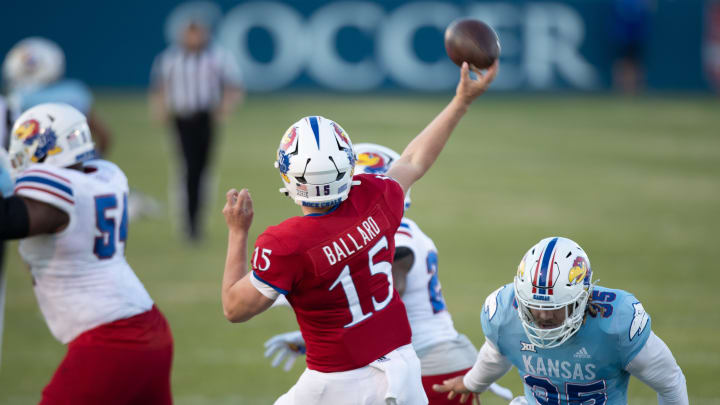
[434,236,688,405]
[3,37,112,155]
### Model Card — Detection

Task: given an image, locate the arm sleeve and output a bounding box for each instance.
[462,339,513,392]
[249,232,302,298]
[625,331,689,405]
[13,166,75,215]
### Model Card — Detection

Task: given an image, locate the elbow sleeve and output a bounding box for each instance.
[0,195,30,239]
[463,340,513,392]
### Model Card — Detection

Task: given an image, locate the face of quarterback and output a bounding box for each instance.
[182,22,208,51]
[529,307,567,329]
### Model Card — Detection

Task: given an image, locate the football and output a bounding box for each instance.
[444,18,500,69]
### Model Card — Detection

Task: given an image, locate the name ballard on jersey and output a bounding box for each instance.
[322,215,382,265]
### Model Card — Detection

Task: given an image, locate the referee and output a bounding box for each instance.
[150,17,243,241]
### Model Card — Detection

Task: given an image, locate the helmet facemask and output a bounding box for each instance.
[513,237,594,349]
[515,283,590,349]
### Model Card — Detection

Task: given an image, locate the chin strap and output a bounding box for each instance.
[278,187,289,196]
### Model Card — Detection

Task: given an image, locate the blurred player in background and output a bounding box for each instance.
[220,60,497,405]
[2,37,160,223]
[150,2,244,241]
[262,143,513,405]
[434,236,688,405]
[0,103,173,404]
[2,37,112,155]
[0,94,12,367]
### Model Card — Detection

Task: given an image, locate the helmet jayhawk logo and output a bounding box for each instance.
[357,152,388,174]
[331,122,350,146]
[14,119,63,161]
[277,149,291,184]
[568,256,589,285]
[280,127,298,152]
[14,119,40,143]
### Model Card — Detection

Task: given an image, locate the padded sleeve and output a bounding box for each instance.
[14,165,75,215]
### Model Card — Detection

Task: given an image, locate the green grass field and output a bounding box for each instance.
[1,93,719,404]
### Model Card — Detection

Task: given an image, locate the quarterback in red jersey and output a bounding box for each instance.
[221,61,498,405]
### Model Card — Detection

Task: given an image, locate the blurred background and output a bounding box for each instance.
[1,0,718,404]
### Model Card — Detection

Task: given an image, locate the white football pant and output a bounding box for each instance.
[274,344,427,405]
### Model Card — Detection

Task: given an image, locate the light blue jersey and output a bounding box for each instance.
[482,283,651,405]
[16,79,92,115]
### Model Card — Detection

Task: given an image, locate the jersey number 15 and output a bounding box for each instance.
[329,236,394,328]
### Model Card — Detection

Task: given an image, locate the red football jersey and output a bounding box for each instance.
[252,174,412,372]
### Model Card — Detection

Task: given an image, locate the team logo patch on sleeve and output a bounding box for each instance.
[484,286,504,321]
[629,302,649,341]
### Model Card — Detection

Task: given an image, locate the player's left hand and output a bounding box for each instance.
[264,330,306,372]
[223,188,254,233]
[433,376,480,404]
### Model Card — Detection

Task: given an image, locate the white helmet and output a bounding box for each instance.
[8,103,95,178]
[3,37,65,90]
[354,143,411,210]
[275,116,356,207]
[514,237,594,349]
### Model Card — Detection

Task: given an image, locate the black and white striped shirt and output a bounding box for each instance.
[151,45,242,117]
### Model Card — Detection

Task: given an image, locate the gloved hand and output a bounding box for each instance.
[263,330,306,372]
[0,149,14,196]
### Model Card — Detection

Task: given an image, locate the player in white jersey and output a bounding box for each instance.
[433,237,688,405]
[0,103,173,405]
[262,143,512,404]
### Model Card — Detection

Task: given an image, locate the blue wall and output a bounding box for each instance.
[0,0,715,91]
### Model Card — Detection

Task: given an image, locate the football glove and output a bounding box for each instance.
[264,330,306,372]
